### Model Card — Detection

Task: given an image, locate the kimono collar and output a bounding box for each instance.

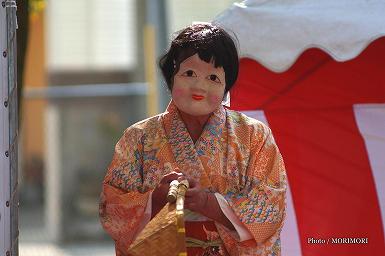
[162,100,227,185]
[164,100,226,127]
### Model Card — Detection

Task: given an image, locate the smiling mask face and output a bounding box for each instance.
[171,54,226,116]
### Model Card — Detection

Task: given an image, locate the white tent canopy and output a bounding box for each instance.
[214,0,385,72]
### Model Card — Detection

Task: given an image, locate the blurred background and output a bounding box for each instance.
[18,0,240,255]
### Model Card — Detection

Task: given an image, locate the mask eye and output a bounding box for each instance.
[181,70,197,77]
[208,74,221,84]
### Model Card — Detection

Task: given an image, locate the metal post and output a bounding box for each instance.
[0,0,9,253]
[1,0,18,255]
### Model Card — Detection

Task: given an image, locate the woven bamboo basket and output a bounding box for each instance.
[127,181,188,256]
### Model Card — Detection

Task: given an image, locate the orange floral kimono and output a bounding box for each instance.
[99,101,287,256]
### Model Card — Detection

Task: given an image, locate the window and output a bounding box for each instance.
[47,0,137,71]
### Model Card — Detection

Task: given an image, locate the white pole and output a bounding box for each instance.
[44,105,62,242]
[146,0,170,112]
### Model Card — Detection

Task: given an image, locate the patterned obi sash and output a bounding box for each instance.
[184,221,225,256]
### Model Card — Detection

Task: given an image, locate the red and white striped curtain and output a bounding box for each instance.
[230,42,385,255]
[214,1,385,254]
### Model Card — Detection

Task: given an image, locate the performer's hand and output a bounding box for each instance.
[184,179,208,215]
[184,178,235,230]
[152,171,184,218]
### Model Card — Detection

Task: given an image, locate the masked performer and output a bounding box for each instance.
[99,23,287,256]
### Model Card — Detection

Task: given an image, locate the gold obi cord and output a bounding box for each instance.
[185,237,222,248]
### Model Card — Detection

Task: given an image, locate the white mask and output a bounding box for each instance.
[172,54,226,116]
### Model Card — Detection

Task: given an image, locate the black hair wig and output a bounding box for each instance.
[159,23,239,94]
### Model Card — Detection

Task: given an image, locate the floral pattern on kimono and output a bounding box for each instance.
[99,101,287,256]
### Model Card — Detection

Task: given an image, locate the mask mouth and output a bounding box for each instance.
[192,94,205,100]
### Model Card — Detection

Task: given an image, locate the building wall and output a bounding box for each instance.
[167,0,238,34]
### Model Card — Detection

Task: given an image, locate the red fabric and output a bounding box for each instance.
[230,37,385,256]
[185,221,221,256]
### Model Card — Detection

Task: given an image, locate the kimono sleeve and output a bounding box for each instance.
[218,124,287,255]
[99,126,152,255]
